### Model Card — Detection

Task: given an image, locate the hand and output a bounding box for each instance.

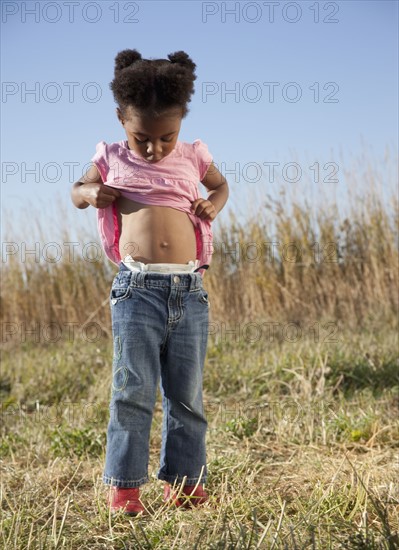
[191,198,217,221]
[80,183,121,209]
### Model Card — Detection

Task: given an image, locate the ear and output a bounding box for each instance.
[116,108,124,125]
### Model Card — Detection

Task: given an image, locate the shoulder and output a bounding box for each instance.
[91,140,126,160]
[92,140,125,151]
[91,141,126,181]
[176,139,213,180]
[179,139,212,161]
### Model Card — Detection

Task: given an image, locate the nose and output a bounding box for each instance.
[146,141,162,156]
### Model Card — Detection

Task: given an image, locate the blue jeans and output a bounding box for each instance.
[103,262,209,488]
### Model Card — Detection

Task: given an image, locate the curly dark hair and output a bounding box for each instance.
[109,49,197,119]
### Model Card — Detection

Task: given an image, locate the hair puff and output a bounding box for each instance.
[168,51,196,72]
[109,49,197,118]
[114,49,142,74]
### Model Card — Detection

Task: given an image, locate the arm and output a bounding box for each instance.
[191,162,229,221]
[71,164,121,210]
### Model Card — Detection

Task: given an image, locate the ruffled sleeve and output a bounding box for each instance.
[193,139,213,180]
[91,141,109,183]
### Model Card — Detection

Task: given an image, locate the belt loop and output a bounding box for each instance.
[132,271,145,288]
[190,272,201,291]
[188,272,197,292]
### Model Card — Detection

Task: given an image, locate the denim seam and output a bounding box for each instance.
[103,474,149,486]
[157,473,207,485]
[178,289,183,321]
[164,388,170,475]
[160,327,169,355]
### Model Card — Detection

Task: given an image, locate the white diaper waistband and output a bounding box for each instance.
[122,254,200,273]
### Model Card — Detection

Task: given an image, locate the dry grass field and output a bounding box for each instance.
[1,152,398,548]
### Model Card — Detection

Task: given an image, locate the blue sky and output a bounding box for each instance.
[1,0,398,245]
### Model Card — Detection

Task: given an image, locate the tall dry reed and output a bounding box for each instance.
[1,148,398,347]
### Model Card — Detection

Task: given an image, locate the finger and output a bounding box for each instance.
[99,197,117,208]
[191,199,202,211]
[104,186,121,197]
[197,205,215,219]
[198,202,214,216]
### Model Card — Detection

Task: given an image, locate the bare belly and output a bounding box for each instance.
[116,196,197,263]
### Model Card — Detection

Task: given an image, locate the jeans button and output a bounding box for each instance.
[173,275,180,284]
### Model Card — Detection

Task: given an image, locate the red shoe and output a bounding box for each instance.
[164,483,209,508]
[107,487,145,516]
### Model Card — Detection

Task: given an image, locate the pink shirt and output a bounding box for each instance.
[91,139,214,273]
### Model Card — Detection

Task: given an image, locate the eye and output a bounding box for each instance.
[134,136,173,144]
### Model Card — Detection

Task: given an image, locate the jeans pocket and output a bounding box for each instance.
[110,272,133,305]
[198,289,210,307]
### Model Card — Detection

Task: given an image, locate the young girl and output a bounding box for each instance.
[71,49,229,515]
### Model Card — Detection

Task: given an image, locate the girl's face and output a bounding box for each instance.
[117,106,183,163]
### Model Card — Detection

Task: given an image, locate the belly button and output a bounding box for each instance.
[160,241,169,248]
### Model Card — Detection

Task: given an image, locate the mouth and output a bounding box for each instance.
[145,156,162,163]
